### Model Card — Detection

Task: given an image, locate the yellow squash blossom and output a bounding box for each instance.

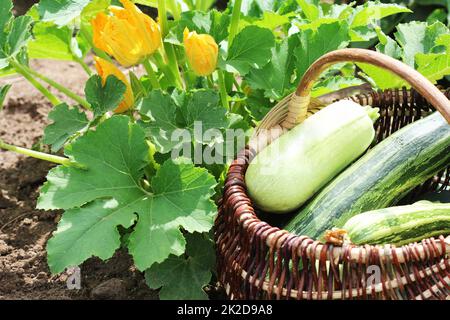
[94,56,134,113]
[92,0,161,67]
[183,28,218,76]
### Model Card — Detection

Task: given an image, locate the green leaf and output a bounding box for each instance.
[80,0,110,23]
[38,0,91,26]
[43,103,89,152]
[28,22,76,60]
[375,28,402,59]
[358,63,408,90]
[349,26,377,42]
[85,75,126,117]
[222,26,275,75]
[0,0,13,46]
[252,11,292,30]
[38,117,148,211]
[46,198,138,273]
[427,8,447,24]
[0,84,11,111]
[312,76,365,97]
[245,89,274,121]
[294,21,350,79]
[395,21,449,67]
[39,116,217,273]
[8,15,33,57]
[246,35,298,100]
[145,232,215,300]
[38,0,90,26]
[350,2,411,28]
[359,22,450,89]
[128,158,216,270]
[26,4,41,21]
[139,90,228,153]
[297,0,319,21]
[166,10,230,45]
[416,34,450,83]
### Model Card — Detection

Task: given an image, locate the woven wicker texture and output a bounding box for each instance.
[215,88,450,300]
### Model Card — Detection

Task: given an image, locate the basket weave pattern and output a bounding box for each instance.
[215,88,450,300]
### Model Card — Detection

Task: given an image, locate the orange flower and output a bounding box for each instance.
[183,28,218,76]
[94,56,134,113]
[91,0,161,67]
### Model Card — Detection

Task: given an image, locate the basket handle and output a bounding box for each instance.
[282,48,450,129]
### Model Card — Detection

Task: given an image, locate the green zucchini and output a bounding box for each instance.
[285,111,450,239]
[341,202,450,246]
[245,100,379,213]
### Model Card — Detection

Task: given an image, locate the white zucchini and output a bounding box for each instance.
[245,100,378,213]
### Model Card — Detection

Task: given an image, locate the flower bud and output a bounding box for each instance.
[183,28,218,76]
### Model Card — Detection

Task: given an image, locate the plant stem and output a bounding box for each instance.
[9,60,61,106]
[28,68,91,109]
[158,0,184,89]
[167,0,181,20]
[0,139,76,167]
[217,70,229,110]
[74,56,93,76]
[201,0,210,11]
[143,58,161,89]
[165,45,184,89]
[195,0,203,10]
[10,60,91,110]
[152,52,177,85]
[228,0,243,46]
[233,77,241,91]
[207,75,214,89]
[158,0,169,37]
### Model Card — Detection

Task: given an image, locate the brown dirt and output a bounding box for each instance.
[0,59,158,300]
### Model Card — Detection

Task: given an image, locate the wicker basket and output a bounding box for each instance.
[215,49,450,300]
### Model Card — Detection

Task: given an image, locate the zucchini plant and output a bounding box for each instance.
[0,0,449,299]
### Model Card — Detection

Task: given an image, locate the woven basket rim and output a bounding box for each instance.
[222,148,450,264]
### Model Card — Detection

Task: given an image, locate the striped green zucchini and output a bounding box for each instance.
[285,111,450,239]
[342,202,450,246]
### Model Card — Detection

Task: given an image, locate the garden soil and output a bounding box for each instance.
[0,58,159,300]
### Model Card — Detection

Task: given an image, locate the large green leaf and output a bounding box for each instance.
[395,21,449,67]
[360,21,450,88]
[221,26,275,75]
[38,0,92,26]
[416,34,450,83]
[246,35,298,100]
[350,2,411,28]
[251,11,292,30]
[28,22,77,60]
[297,0,319,21]
[294,21,350,79]
[39,116,217,273]
[145,232,215,300]
[128,159,216,270]
[139,90,228,153]
[43,103,89,152]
